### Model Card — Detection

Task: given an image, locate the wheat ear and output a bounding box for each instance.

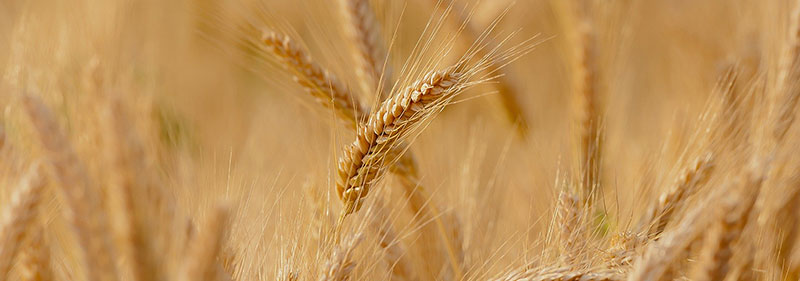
[262,32,366,126]
[626,186,726,281]
[339,0,391,99]
[770,0,800,145]
[691,170,764,281]
[18,225,53,281]
[0,165,46,279]
[22,95,119,281]
[569,0,602,200]
[320,234,364,281]
[637,153,714,239]
[102,97,167,281]
[555,190,586,265]
[179,205,230,281]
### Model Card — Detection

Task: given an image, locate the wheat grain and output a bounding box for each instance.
[0,165,46,279]
[22,95,119,281]
[556,190,585,265]
[770,0,800,146]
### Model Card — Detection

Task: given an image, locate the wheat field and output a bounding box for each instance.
[0,0,799,280]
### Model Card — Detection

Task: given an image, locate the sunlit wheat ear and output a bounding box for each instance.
[18,225,53,281]
[769,0,800,148]
[320,234,364,281]
[0,165,46,279]
[179,204,230,281]
[22,95,119,281]
[339,0,391,100]
[262,31,367,126]
[336,66,468,215]
[555,189,586,265]
[691,169,765,281]
[637,153,714,239]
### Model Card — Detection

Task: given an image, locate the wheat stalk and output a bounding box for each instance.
[22,95,119,281]
[179,204,230,281]
[0,165,46,279]
[262,31,366,126]
[339,0,391,99]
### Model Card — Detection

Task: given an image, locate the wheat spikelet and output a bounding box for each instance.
[691,169,764,281]
[336,66,468,214]
[556,190,585,265]
[638,153,714,239]
[262,31,366,126]
[0,165,46,279]
[18,226,53,281]
[320,234,364,281]
[179,205,230,281]
[339,0,390,99]
[22,95,119,281]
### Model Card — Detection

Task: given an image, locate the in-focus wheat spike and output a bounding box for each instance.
[336,65,468,214]
[569,0,602,201]
[555,190,585,265]
[262,31,366,126]
[339,0,391,99]
[18,226,53,281]
[691,168,764,281]
[0,164,46,279]
[22,95,119,281]
[637,153,714,239]
[770,0,800,147]
[320,234,364,281]
[179,204,230,281]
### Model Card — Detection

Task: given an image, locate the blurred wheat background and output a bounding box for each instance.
[0,0,799,280]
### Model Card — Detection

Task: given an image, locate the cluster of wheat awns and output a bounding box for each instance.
[4,0,800,280]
